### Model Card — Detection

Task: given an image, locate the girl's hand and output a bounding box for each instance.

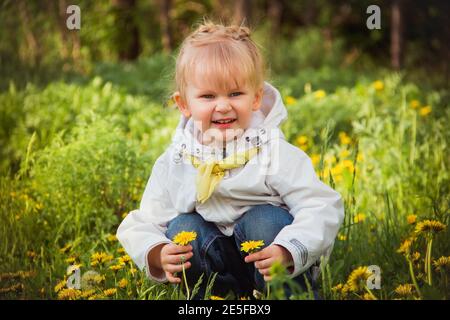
[244,244,293,281]
[160,243,193,284]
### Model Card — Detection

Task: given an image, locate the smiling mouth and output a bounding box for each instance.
[211,119,236,124]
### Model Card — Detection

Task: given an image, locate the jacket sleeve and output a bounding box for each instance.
[116,151,178,283]
[267,140,344,278]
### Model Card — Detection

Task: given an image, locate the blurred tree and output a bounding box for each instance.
[156,0,173,53]
[112,0,141,60]
[390,0,404,69]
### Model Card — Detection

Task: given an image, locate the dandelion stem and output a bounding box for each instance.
[425,238,433,286]
[364,285,377,300]
[181,256,190,300]
[407,257,422,298]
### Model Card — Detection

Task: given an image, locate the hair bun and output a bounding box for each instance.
[228,26,250,40]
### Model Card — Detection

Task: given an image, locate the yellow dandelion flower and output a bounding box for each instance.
[362,293,376,300]
[90,252,113,266]
[118,255,131,265]
[285,96,297,106]
[407,214,417,225]
[129,268,137,276]
[433,256,450,271]
[324,154,337,165]
[59,243,72,254]
[394,284,414,297]
[65,256,77,264]
[54,279,67,293]
[411,252,421,263]
[372,80,384,91]
[295,135,308,147]
[409,100,420,109]
[103,288,117,297]
[240,240,265,253]
[338,234,347,241]
[117,248,126,254]
[313,90,326,100]
[346,266,371,292]
[415,220,446,235]
[397,237,414,255]
[88,294,105,300]
[331,283,344,293]
[118,278,128,289]
[109,264,124,272]
[106,234,117,242]
[311,154,321,166]
[80,289,96,299]
[210,295,225,300]
[339,132,351,145]
[121,212,129,219]
[419,105,432,116]
[173,231,197,246]
[339,149,351,159]
[57,288,82,300]
[353,213,366,224]
[356,153,364,162]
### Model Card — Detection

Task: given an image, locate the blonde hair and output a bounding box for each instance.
[174,20,265,101]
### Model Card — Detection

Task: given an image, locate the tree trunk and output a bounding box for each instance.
[157,0,173,54]
[18,0,40,66]
[267,0,282,36]
[112,0,141,61]
[390,0,404,69]
[233,0,251,26]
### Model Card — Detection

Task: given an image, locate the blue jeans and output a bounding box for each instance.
[165,204,319,299]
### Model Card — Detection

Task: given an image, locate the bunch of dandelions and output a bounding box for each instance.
[172,231,197,300]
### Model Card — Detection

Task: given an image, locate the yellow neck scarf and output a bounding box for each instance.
[187,147,260,204]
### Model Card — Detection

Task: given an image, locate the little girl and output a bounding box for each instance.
[117,20,344,299]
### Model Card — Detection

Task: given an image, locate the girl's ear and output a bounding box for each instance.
[251,87,264,111]
[173,91,191,118]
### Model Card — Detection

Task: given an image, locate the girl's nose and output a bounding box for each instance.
[215,100,232,112]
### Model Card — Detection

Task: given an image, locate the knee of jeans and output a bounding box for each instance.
[166,213,219,247]
[235,204,293,244]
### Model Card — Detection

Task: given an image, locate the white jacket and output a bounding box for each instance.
[116,82,344,282]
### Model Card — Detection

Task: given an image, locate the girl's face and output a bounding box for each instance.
[174,79,263,143]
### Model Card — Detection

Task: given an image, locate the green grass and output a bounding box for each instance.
[0,67,448,300]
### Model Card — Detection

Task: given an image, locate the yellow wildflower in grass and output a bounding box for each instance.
[356,153,363,162]
[65,256,77,264]
[338,234,347,241]
[409,100,420,109]
[109,264,124,272]
[339,149,350,159]
[106,234,117,242]
[118,255,131,265]
[346,266,371,293]
[0,283,24,294]
[210,295,225,300]
[324,154,337,165]
[172,231,197,246]
[411,252,421,263]
[362,293,376,300]
[295,135,308,146]
[313,90,326,100]
[88,294,105,300]
[338,132,351,145]
[414,220,446,235]
[394,284,414,297]
[54,279,67,293]
[59,243,72,254]
[118,278,128,289]
[372,80,384,91]
[80,289,96,299]
[419,105,432,116]
[121,212,129,219]
[117,247,126,254]
[397,237,414,255]
[353,213,366,224]
[103,288,117,297]
[57,288,82,300]
[26,250,37,260]
[129,268,137,276]
[90,252,113,267]
[311,154,321,166]
[407,214,417,225]
[285,96,297,106]
[331,163,343,176]
[240,240,265,254]
[433,256,450,272]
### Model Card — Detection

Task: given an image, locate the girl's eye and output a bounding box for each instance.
[230,92,243,97]
[201,94,215,99]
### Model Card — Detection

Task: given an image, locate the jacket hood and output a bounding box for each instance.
[171,81,288,160]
